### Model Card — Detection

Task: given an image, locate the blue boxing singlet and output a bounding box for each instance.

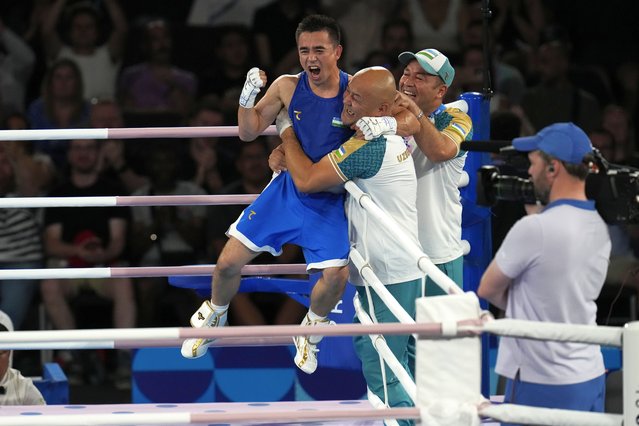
[228,69,353,270]
[288,70,354,162]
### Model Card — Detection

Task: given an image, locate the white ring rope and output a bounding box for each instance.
[353,295,417,403]
[0,125,278,141]
[0,316,627,426]
[0,318,621,349]
[483,318,622,347]
[0,407,421,426]
[0,263,307,280]
[350,248,415,325]
[0,322,450,348]
[0,119,631,426]
[345,181,463,296]
[344,180,627,426]
[0,194,258,208]
[3,336,292,351]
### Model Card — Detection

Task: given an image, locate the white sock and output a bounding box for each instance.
[209,301,229,313]
[306,309,325,323]
[306,310,328,344]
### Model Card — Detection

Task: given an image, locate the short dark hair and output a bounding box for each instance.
[539,151,590,180]
[66,2,101,27]
[295,14,341,46]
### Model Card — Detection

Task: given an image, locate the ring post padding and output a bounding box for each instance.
[416,292,482,425]
[623,321,639,426]
[458,170,470,188]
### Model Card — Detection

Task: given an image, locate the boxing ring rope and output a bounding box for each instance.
[0,263,307,280]
[350,248,416,325]
[0,125,278,141]
[0,123,633,425]
[484,318,622,347]
[0,310,628,425]
[2,336,291,351]
[0,406,422,425]
[0,317,632,425]
[353,295,418,403]
[345,180,464,296]
[0,318,621,354]
[0,194,258,208]
[0,322,460,349]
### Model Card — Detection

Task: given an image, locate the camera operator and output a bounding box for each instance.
[478,122,611,417]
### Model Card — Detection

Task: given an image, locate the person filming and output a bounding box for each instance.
[478,122,610,416]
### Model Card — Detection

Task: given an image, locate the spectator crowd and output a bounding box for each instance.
[0,0,637,390]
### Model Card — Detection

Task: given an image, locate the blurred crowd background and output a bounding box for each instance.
[0,0,637,395]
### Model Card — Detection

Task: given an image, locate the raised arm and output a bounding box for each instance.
[40,0,66,61]
[104,0,128,63]
[393,105,420,137]
[237,70,296,141]
[413,111,461,161]
[0,21,36,78]
[397,93,471,161]
[280,126,343,193]
[357,94,420,141]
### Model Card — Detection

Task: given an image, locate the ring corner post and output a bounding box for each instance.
[460,91,493,398]
[623,321,639,426]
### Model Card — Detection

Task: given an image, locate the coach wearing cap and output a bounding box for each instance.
[395,48,472,295]
[478,123,610,416]
[390,48,473,376]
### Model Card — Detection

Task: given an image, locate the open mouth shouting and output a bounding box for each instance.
[308,65,321,80]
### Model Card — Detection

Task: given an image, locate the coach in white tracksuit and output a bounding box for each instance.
[478,122,610,419]
[281,67,422,426]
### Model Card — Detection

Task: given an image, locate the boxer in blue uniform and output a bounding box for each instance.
[229,69,353,271]
[181,15,353,374]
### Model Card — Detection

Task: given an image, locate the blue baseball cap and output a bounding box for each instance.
[512,122,593,164]
[398,48,455,86]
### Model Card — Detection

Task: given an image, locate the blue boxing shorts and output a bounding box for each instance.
[227,171,349,271]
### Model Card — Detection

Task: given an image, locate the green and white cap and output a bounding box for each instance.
[398,48,455,86]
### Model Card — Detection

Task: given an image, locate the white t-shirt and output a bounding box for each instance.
[330,134,423,286]
[406,0,462,54]
[0,368,46,406]
[58,45,120,100]
[495,199,611,384]
[406,106,472,264]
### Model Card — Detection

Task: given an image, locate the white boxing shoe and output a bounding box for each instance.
[293,314,335,374]
[181,300,228,359]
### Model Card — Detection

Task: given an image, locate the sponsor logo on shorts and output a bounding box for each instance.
[294,110,302,120]
[248,210,256,220]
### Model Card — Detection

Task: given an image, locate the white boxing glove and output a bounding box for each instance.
[239,67,265,108]
[356,116,398,140]
[275,108,293,136]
